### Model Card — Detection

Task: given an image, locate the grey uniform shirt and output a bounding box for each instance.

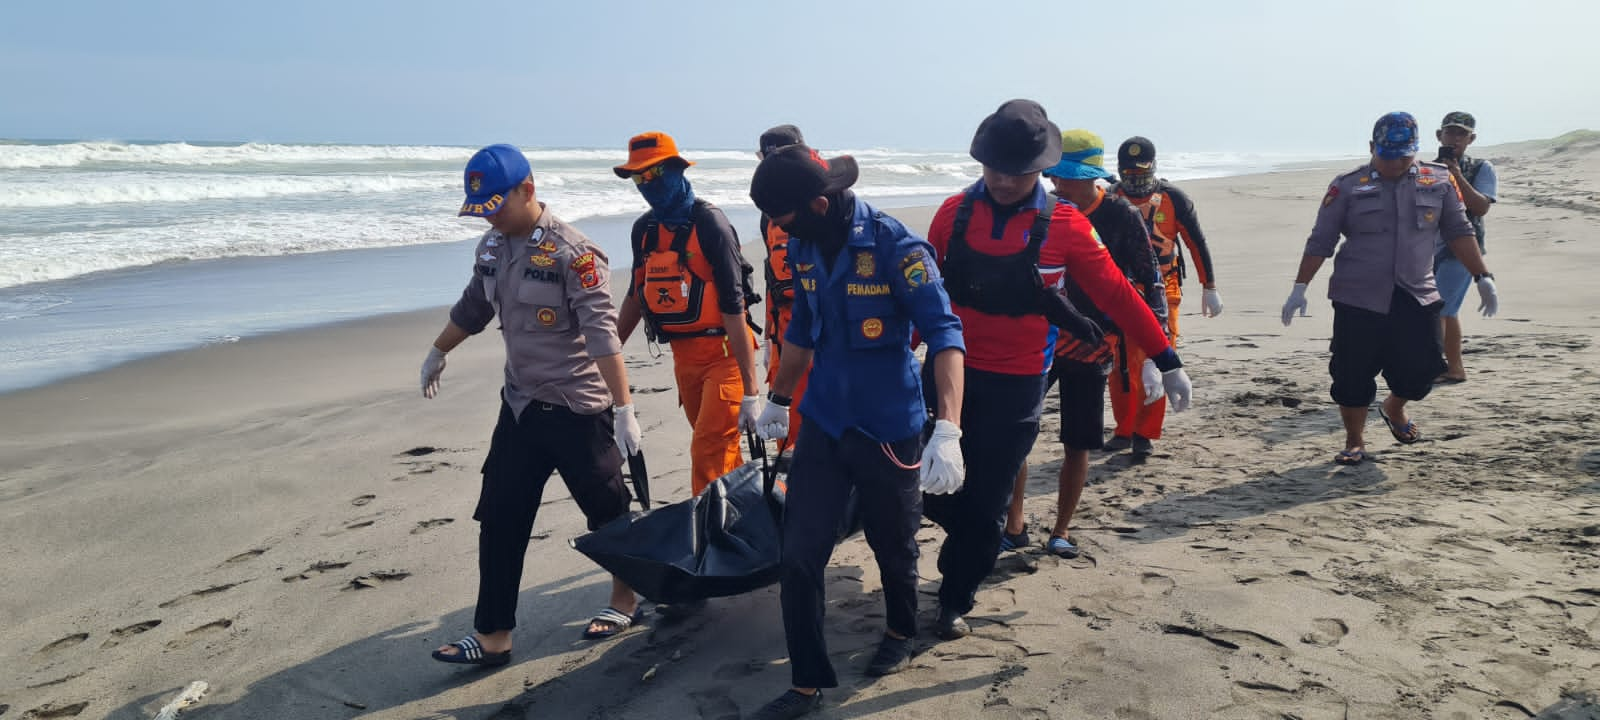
[450,205,623,416]
[1304,161,1473,314]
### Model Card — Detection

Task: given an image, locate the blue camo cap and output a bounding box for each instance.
[1371,112,1420,160]
[459,144,531,217]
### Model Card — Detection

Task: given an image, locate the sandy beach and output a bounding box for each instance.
[4,135,1599,719]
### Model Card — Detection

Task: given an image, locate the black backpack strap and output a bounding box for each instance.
[950,191,977,252]
[635,215,659,269]
[1025,205,1050,264]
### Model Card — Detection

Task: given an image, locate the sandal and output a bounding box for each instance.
[431,634,511,666]
[1046,535,1079,559]
[1378,407,1421,445]
[582,606,644,640]
[1334,448,1366,465]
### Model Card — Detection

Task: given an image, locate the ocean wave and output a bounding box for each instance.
[0,141,779,170]
[0,141,476,169]
[0,172,452,208]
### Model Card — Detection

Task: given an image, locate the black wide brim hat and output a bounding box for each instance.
[970,99,1063,175]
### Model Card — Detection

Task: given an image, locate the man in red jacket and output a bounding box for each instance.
[922,101,1190,641]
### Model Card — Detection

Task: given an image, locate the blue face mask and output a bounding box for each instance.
[637,167,695,225]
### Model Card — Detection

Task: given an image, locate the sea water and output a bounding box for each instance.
[0,139,1347,393]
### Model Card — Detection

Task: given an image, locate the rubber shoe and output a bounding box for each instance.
[936,609,971,641]
[865,635,915,676]
[1131,434,1154,457]
[1104,435,1132,452]
[749,689,822,720]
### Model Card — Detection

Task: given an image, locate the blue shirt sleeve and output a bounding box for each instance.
[888,234,964,356]
[1473,160,1498,202]
[783,251,815,350]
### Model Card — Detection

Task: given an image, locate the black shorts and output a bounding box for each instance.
[1048,360,1109,450]
[474,399,630,532]
[1329,287,1446,408]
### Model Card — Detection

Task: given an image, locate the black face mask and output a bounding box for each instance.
[780,208,833,244]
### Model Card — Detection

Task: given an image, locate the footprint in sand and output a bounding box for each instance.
[33,633,88,661]
[344,570,411,591]
[158,582,245,609]
[1141,573,1177,596]
[26,671,85,690]
[100,620,162,649]
[411,518,454,534]
[344,520,375,530]
[400,446,439,457]
[689,690,740,720]
[1300,618,1349,647]
[711,661,764,681]
[282,561,351,583]
[165,620,233,650]
[223,548,267,565]
[351,494,376,507]
[21,701,89,718]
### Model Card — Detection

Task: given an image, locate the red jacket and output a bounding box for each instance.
[1049,200,1172,358]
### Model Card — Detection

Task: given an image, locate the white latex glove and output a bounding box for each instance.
[614,404,642,458]
[1281,282,1309,326]
[738,395,762,433]
[1476,275,1498,317]
[1163,368,1193,412]
[920,419,966,495]
[1202,287,1224,317]
[761,339,772,370]
[1140,358,1164,406]
[420,347,447,398]
[755,397,790,441]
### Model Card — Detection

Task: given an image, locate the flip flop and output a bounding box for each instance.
[431,634,511,666]
[1334,448,1366,465]
[1378,407,1422,445]
[582,606,644,640]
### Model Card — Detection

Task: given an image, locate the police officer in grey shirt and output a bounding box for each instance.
[1281,113,1499,466]
[420,144,647,667]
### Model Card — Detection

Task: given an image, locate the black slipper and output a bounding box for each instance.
[431,635,511,666]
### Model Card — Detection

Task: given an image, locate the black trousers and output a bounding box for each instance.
[922,367,1047,615]
[1329,287,1446,408]
[780,421,923,689]
[473,399,629,634]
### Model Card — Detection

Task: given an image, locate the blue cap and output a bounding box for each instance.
[459,144,531,217]
[1371,112,1419,160]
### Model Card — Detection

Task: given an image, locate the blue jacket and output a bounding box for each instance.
[784,199,965,443]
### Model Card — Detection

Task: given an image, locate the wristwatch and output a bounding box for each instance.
[1473,272,1495,282]
[768,392,792,407]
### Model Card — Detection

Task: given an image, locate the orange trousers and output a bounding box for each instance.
[1107,334,1166,441]
[1163,270,1182,341]
[671,335,749,495]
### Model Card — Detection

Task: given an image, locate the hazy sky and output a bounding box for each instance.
[3,0,1595,154]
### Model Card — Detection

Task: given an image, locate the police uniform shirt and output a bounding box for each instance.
[1304,162,1474,315]
[450,205,623,415]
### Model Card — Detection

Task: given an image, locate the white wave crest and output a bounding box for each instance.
[0,172,451,208]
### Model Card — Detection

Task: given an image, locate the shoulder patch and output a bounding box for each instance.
[1322,185,1339,208]
[572,252,597,272]
[901,252,930,288]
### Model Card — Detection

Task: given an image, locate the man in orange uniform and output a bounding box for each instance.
[1107,136,1222,456]
[756,125,810,447]
[615,132,762,496]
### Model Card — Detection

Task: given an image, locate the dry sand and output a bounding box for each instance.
[3,135,1599,720]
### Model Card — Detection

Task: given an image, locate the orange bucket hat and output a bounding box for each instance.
[613,131,694,178]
